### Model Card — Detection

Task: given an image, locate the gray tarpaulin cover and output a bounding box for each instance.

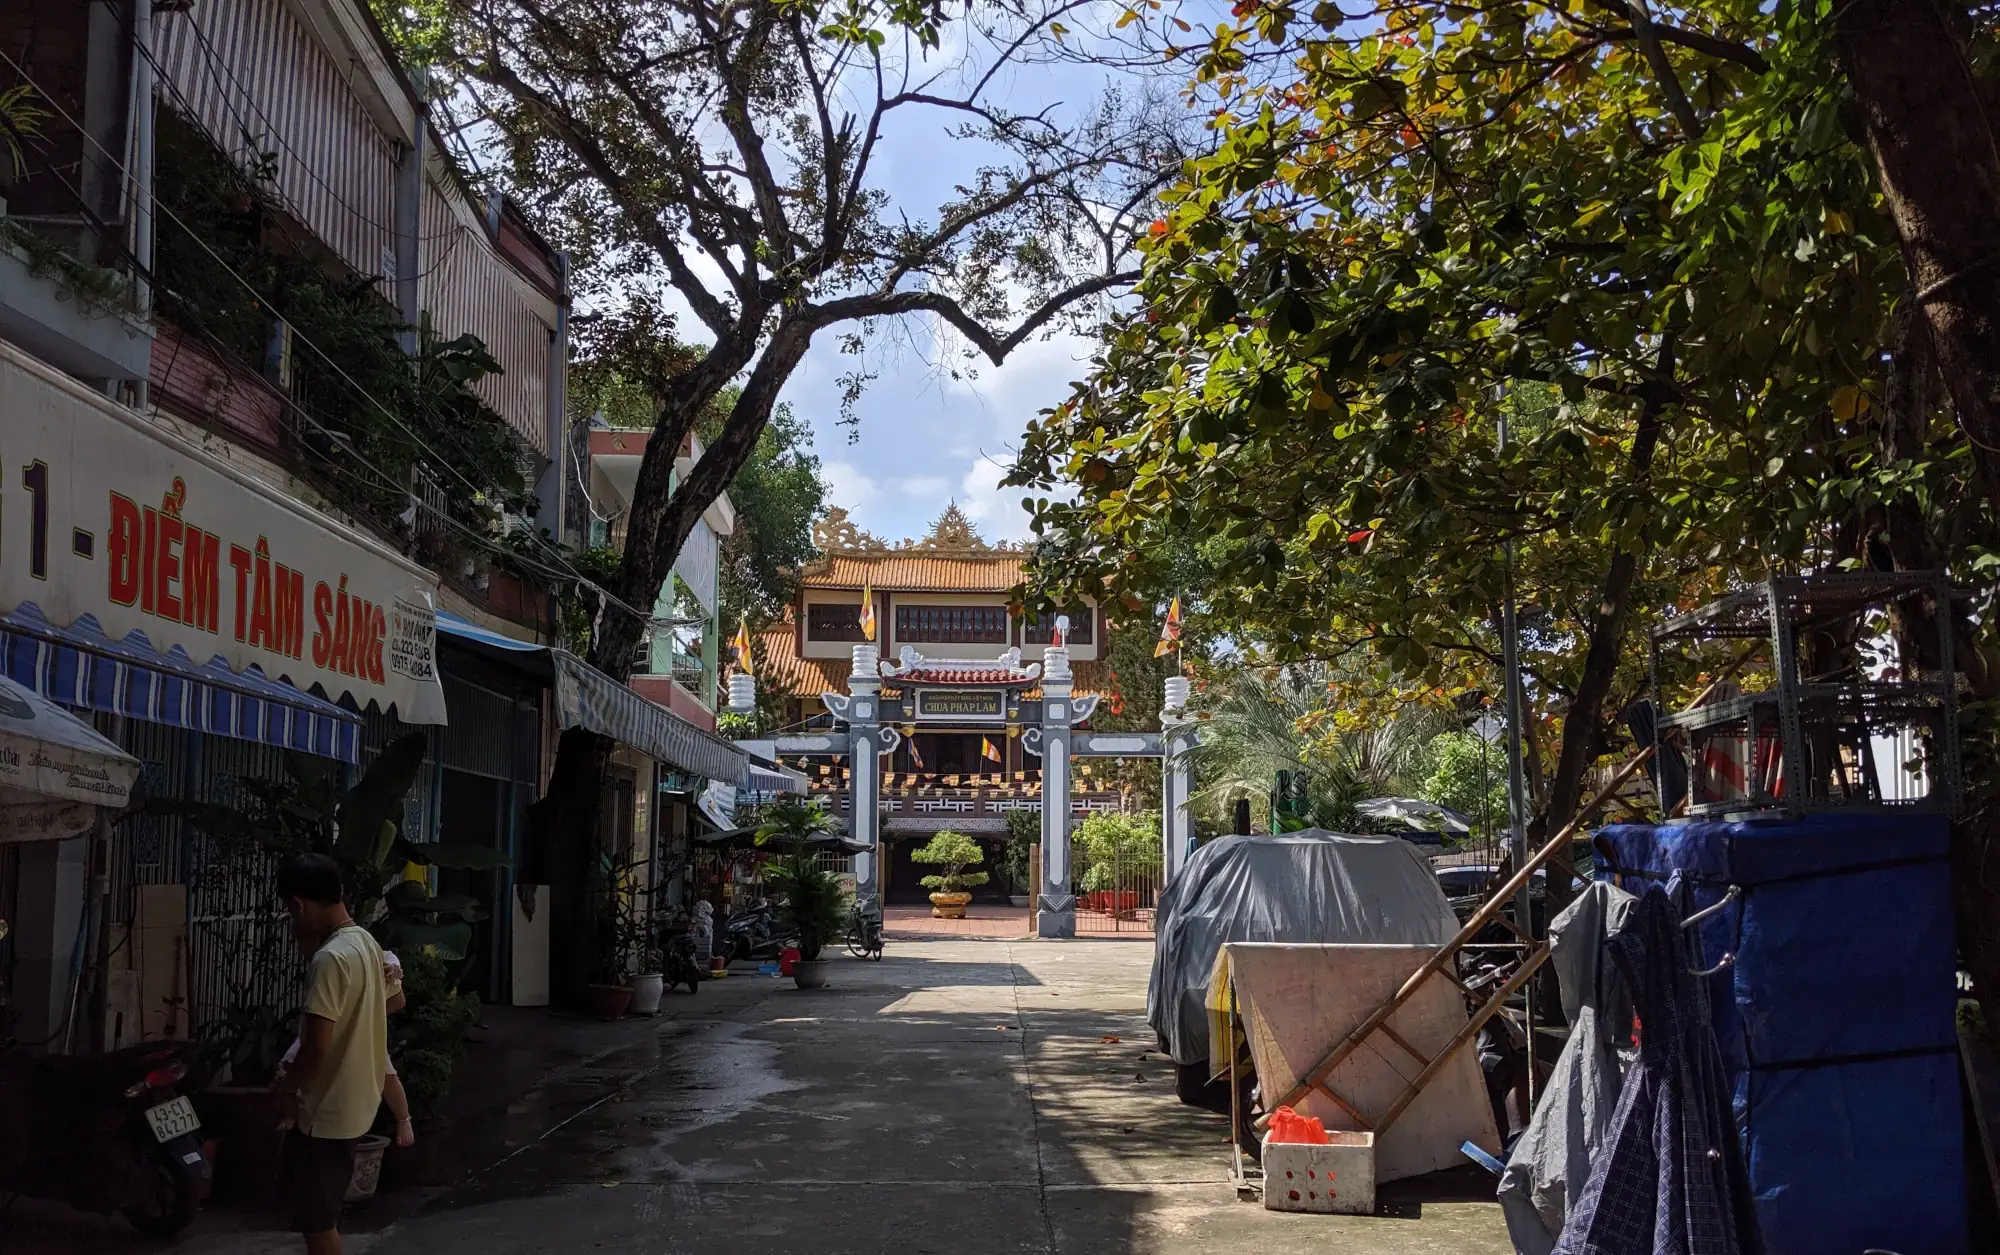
[1498,880,1636,1255]
[1146,832,1461,1066]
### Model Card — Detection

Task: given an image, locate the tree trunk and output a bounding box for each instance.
[530,320,821,1001]
[1871,293,2000,1038]
[1529,341,1673,899]
[1834,0,2000,507]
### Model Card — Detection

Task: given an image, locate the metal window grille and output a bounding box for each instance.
[1023,610,1094,645]
[807,603,867,642]
[895,605,1009,644]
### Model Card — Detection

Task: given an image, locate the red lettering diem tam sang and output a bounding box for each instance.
[105,489,388,685]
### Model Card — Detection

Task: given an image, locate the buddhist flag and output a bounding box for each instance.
[859,579,877,642]
[1154,597,1183,657]
[732,616,753,673]
[981,736,1002,763]
[909,739,925,770]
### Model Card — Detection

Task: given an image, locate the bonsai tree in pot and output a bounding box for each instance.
[912,830,988,919]
[757,800,847,988]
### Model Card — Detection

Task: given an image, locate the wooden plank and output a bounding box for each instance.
[1961,1027,2000,1220]
[1268,749,1653,1114]
[1311,1081,1375,1129]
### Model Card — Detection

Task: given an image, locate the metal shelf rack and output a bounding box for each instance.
[1648,572,1960,818]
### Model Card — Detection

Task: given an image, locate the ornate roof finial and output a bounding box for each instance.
[916,502,990,552]
[812,505,888,553]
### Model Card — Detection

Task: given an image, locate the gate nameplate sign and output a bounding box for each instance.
[913,689,1005,720]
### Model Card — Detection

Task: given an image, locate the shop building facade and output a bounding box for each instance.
[0,0,749,1044]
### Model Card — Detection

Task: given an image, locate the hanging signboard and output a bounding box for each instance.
[0,342,447,722]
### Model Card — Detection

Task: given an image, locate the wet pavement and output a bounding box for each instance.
[8,940,1510,1253]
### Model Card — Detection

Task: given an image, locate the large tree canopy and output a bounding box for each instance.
[1009,0,1994,902]
[414,0,1192,682]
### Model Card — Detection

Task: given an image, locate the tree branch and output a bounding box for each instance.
[808,268,1141,364]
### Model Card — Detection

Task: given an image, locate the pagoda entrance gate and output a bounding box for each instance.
[734,636,1197,939]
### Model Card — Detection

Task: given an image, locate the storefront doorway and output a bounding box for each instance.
[437,768,510,1000]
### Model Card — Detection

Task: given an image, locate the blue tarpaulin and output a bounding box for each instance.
[1595,814,1964,1255]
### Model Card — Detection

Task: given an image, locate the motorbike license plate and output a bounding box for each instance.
[144,1095,201,1143]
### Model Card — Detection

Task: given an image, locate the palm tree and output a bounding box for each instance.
[1184,666,1450,832]
[754,800,846,961]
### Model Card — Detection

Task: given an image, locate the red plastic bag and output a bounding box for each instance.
[778,945,801,977]
[1266,1105,1330,1144]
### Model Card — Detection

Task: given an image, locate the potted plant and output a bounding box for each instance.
[382,947,480,1188]
[1002,809,1038,907]
[624,905,666,1015]
[912,830,988,919]
[756,800,847,989]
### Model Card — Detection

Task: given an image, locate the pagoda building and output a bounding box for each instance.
[755,505,1127,903]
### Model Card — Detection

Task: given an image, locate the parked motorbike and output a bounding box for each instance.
[0,1040,211,1237]
[728,900,786,960]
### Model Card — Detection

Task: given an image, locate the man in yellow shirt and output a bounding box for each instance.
[272,854,387,1255]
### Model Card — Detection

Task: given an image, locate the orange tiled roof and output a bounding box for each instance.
[757,621,1112,703]
[800,552,1025,592]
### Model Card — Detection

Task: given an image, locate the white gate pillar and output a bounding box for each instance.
[1161,675,1197,885]
[1033,644,1076,938]
[821,645,898,920]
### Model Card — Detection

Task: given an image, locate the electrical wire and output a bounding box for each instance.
[0,48,677,633]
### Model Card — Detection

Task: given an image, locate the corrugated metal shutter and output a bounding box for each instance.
[674,519,719,614]
[419,172,553,456]
[153,0,397,283]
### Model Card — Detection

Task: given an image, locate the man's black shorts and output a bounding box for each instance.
[278,1130,358,1233]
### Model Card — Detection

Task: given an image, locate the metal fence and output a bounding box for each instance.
[113,720,307,1044]
[1072,838,1161,935]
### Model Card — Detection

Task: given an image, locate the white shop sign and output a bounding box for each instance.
[0,342,448,723]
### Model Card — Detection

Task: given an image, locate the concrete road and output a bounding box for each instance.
[12,939,1510,1253]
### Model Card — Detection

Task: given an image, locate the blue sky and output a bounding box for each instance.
[776,28,1145,547]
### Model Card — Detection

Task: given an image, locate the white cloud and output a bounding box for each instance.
[898,475,950,497]
[822,460,882,521]
[957,455,1034,542]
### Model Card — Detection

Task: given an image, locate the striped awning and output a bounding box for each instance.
[0,601,361,763]
[552,651,745,783]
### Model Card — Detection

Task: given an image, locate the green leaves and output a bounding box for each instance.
[334,733,427,864]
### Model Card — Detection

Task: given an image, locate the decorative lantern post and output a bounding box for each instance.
[1033,631,1077,938]
[1160,675,1197,885]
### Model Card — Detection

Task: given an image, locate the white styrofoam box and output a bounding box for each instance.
[1262,1130,1376,1214]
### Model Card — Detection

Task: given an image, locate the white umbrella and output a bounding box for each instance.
[0,674,141,844]
[1356,796,1474,836]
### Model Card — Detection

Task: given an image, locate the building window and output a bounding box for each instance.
[807,602,867,641]
[895,604,1009,644]
[1023,609,1094,645]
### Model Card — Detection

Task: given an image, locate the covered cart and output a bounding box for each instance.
[1146,832,1460,1077]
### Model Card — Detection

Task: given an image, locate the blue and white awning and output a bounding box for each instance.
[0,601,362,763]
